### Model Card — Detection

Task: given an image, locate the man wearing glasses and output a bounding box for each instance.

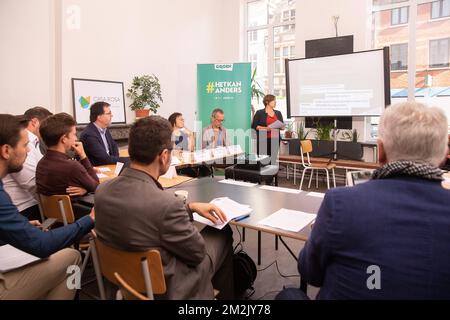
[202,108,229,149]
[80,101,129,166]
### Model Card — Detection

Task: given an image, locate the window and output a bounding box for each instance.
[431,0,450,19]
[391,6,408,25]
[391,43,408,70]
[430,38,450,68]
[290,45,295,57]
[274,47,280,57]
[245,0,296,120]
[249,30,258,42]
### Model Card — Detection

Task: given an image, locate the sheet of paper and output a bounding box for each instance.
[268,120,284,129]
[171,156,181,165]
[97,167,111,172]
[218,179,257,187]
[259,185,302,194]
[258,209,316,232]
[160,165,178,179]
[0,245,41,273]
[227,145,243,155]
[193,197,252,230]
[96,173,108,178]
[307,192,325,198]
[114,162,124,175]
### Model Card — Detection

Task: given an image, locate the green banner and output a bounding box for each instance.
[197,63,252,153]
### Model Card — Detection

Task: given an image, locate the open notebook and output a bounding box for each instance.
[193,197,252,230]
[0,245,42,273]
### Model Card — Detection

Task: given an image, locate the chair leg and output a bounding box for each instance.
[326,170,330,189]
[308,169,313,189]
[275,235,278,251]
[300,168,307,190]
[89,238,106,300]
[315,169,319,189]
[293,164,296,185]
[80,246,91,278]
[332,169,336,188]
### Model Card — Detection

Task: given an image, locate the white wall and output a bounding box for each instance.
[294,0,376,161]
[0,0,53,114]
[1,0,240,128]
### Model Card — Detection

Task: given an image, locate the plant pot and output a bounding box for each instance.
[135,109,150,118]
[337,141,363,160]
[310,140,334,157]
[284,131,293,139]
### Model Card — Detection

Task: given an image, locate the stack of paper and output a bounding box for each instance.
[0,245,42,273]
[193,197,252,230]
[258,208,316,232]
[218,179,257,187]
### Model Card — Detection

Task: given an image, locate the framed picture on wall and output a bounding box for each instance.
[71,78,127,125]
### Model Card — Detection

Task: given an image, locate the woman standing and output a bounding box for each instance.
[251,94,284,160]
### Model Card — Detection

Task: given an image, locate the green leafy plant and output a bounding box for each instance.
[126,74,163,113]
[314,120,334,141]
[341,129,359,143]
[251,68,265,103]
[284,121,294,138]
[296,121,310,140]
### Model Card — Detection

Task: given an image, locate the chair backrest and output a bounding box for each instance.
[93,234,166,298]
[38,194,75,225]
[114,272,150,300]
[300,140,313,166]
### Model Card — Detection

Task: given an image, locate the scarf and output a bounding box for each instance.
[371,160,443,181]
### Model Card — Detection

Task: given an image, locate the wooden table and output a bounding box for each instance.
[96,164,194,188]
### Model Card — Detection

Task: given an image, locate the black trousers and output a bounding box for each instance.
[20,204,42,222]
[256,137,280,165]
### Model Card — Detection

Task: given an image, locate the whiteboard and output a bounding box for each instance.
[72,78,126,125]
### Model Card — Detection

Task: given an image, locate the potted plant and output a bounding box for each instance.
[250,68,265,118]
[295,121,310,140]
[126,74,163,118]
[311,120,335,157]
[338,129,363,160]
[284,121,294,138]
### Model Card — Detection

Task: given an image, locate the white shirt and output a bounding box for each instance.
[3,130,43,212]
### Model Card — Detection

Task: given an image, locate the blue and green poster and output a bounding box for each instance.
[197,63,252,153]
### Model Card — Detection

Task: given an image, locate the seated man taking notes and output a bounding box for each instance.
[94,115,234,299]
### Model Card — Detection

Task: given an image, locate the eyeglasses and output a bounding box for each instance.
[215,118,225,123]
[103,112,112,116]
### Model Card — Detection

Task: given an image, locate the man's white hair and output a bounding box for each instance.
[379,102,448,167]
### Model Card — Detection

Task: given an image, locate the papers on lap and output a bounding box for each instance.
[0,245,42,273]
[258,208,316,232]
[193,197,252,230]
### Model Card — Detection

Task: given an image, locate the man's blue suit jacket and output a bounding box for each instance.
[299,176,450,299]
[79,122,121,166]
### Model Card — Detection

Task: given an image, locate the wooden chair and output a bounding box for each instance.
[90,233,166,300]
[114,272,150,300]
[37,194,91,277]
[299,140,336,190]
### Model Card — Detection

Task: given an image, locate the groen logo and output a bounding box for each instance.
[214,64,233,71]
[79,96,91,109]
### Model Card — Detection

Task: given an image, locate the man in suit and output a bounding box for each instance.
[80,101,129,166]
[0,114,95,299]
[277,102,450,299]
[94,116,234,299]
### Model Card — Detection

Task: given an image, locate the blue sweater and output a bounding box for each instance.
[0,180,94,258]
[299,176,450,299]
